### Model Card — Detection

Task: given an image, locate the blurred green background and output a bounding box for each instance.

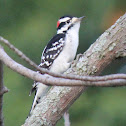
[0,0,126,126]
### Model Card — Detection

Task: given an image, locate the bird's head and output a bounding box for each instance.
[57,15,85,34]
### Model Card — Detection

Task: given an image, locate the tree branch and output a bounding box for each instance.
[0,45,126,87]
[0,60,4,126]
[23,13,126,126]
[1,36,126,82]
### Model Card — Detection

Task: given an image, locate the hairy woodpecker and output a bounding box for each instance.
[29,15,84,115]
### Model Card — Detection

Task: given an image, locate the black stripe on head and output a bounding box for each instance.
[60,15,73,19]
[57,22,65,30]
[57,15,73,30]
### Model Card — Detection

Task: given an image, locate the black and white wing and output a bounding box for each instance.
[39,33,65,69]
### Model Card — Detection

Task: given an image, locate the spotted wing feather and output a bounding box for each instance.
[39,33,65,69]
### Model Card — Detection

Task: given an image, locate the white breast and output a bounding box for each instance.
[50,22,80,74]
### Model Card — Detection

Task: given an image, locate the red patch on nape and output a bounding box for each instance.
[57,21,60,28]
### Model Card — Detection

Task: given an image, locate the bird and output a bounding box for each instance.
[29,15,85,115]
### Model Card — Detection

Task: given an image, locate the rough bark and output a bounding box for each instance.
[23,13,126,126]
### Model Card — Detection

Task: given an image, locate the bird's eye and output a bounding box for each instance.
[67,20,70,23]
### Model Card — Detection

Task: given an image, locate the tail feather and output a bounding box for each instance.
[29,82,49,115]
[29,85,36,96]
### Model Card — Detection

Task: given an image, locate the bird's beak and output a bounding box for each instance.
[72,16,85,23]
[78,16,85,21]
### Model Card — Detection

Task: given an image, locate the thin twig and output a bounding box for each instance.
[64,112,70,126]
[0,60,4,126]
[0,45,126,87]
[0,87,9,96]
[0,36,126,83]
